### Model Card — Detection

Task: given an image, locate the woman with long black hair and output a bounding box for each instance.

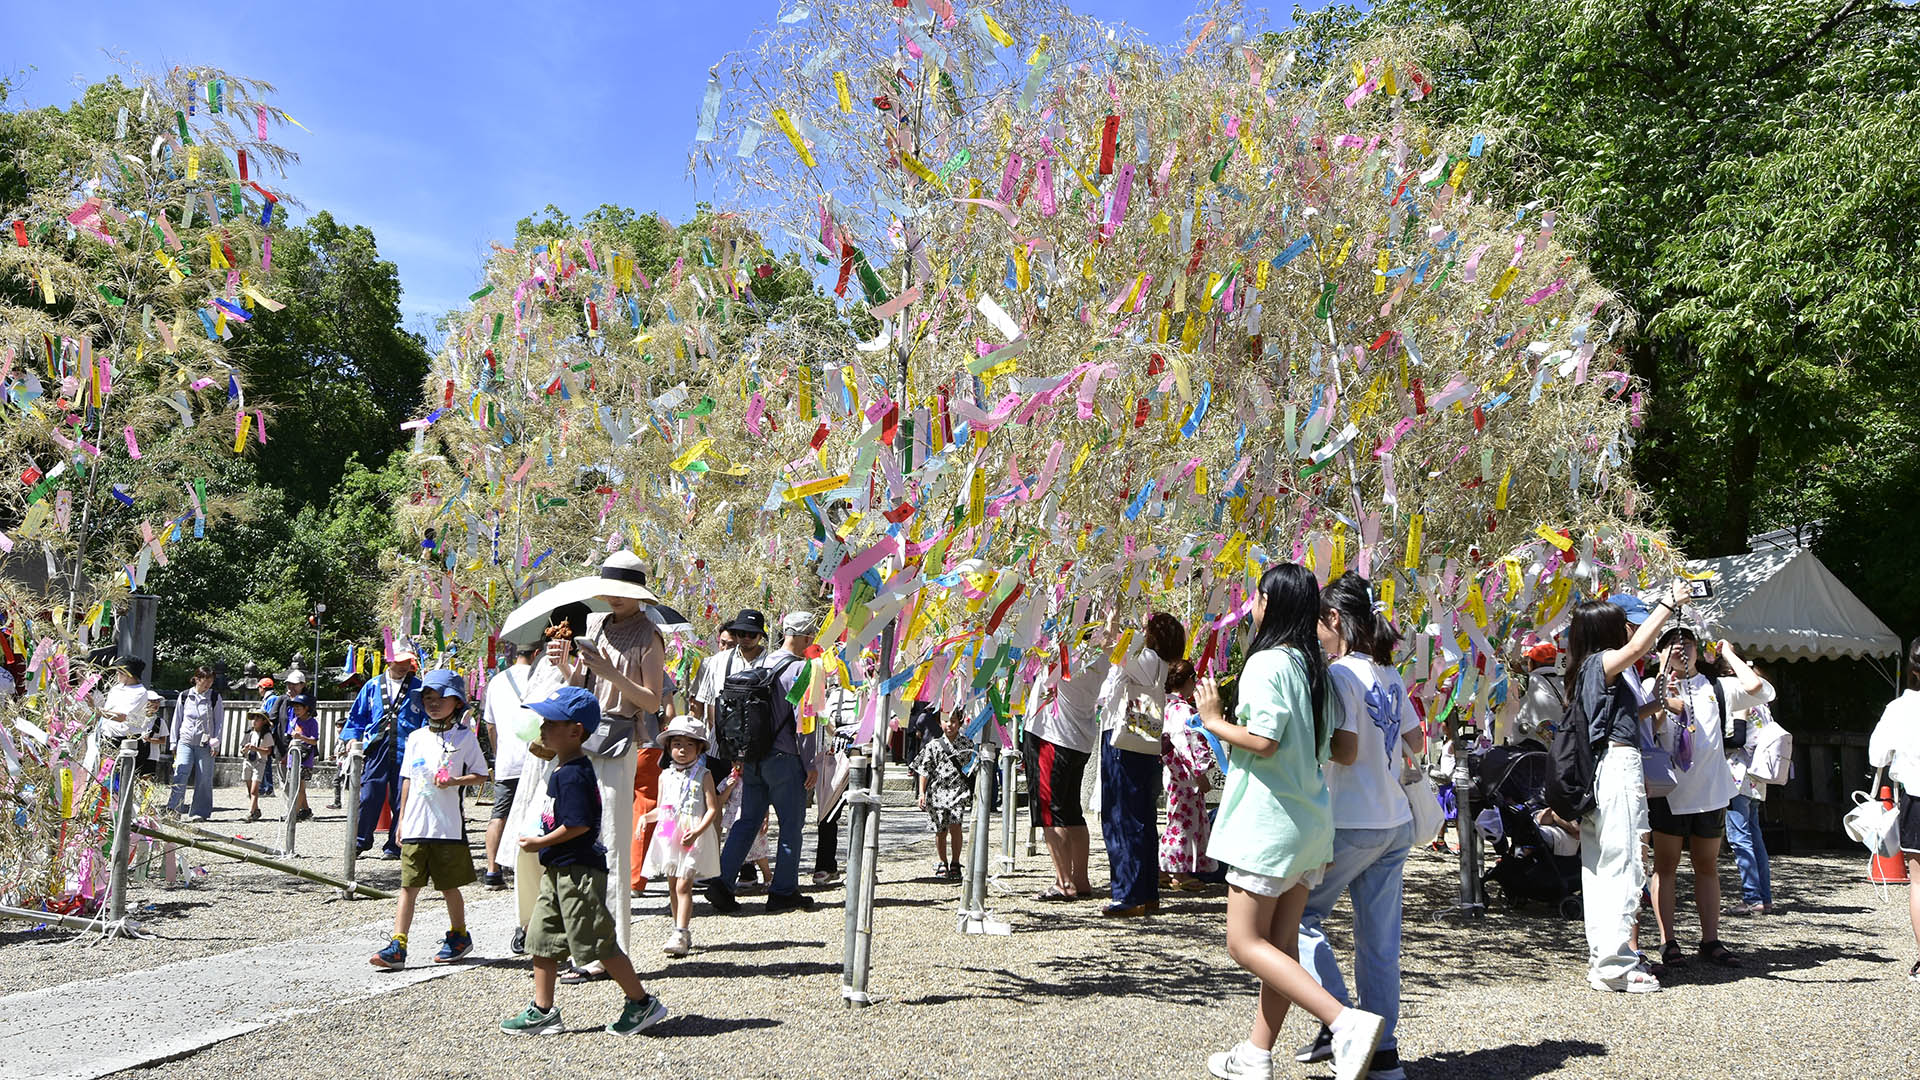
[1563,581,1687,994]
[1197,563,1383,1080]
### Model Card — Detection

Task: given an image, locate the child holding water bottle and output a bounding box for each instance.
[642,716,721,957]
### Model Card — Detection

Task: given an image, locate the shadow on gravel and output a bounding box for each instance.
[660,959,839,979]
[1409,1037,1607,1080]
[907,943,1247,1007]
[1688,942,1901,985]
[650,1014,781,1037]
[697,939,826,952]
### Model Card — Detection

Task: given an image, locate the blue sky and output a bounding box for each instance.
[5,2,1328,336]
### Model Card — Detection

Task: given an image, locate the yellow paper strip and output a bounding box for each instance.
[783,473,848,501]
[669,437,714,471]
[772,108,817,168]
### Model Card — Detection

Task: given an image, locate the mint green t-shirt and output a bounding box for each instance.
[1205,646,1335,881]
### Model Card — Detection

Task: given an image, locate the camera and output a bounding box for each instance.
[1687,579,1714,600]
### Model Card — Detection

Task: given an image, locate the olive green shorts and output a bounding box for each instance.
[526,864,618,964]
[399,840,476,891]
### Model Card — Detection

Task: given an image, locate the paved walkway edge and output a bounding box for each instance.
[0,896,520,1080]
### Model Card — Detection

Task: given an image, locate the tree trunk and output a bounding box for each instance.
[1719,426,1763,555]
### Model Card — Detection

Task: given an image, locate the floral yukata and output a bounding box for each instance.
[1159,696,1218,874]
[912,733,977,831]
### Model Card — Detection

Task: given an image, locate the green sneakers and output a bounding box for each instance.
[500,995,666,1036]
[499,1002,563,1036]
[608,994,667,1036]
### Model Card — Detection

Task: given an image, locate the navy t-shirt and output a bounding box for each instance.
[541,755,606,871]
[1578,653,1643,749]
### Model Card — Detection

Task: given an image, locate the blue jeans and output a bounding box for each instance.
[356,755,401,854]
[1725,794,1772,905]
[1099,733,1162,908]
[1299,820,1416,1050]
[717,752,806,897]
[167,743,216,818]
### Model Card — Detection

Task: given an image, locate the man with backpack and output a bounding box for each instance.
[689,611,767,723]
[703,610,818,914]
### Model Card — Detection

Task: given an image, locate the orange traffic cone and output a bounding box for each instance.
[377,800,393,834]
[1869,783,1909,885]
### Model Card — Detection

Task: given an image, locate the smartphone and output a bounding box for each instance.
[1687,579,1714,600]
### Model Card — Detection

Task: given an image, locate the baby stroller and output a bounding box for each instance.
[1471,746,1582,918]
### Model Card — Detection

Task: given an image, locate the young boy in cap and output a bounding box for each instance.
[370,670,490,969]
[501,686,668,1036]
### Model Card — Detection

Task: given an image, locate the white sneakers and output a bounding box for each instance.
[1208,1009,1385,1080]
[661,927,691,957]
[1328,1010,1387,1080]
[1206,1042,1273,1080]
[1588,968,1662,993]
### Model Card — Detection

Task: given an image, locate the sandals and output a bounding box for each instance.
[1698,940,1740,967]
[1644,941,1683,979]
[1035,885,1075,902]
[558,963,610,985]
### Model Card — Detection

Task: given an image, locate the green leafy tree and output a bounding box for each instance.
[1360,0,1920,561]
[1304,0,1920,728]
[227,211,431,509]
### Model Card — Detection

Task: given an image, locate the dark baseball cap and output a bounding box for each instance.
[722,609,767,637]
[523,686,600,735]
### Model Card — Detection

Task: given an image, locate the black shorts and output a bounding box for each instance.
[1900,792,1920,855]
[1648,797,1726,839]
[1024,732,1089,829]
[489,777,519,821]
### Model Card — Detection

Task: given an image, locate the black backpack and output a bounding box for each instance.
[713,654,802,763]
[1544,671,1603,820]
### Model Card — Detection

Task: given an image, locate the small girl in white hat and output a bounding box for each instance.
[642,715,721,957]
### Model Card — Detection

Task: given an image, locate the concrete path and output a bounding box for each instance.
[0,895,520,1080]
[0,771,950,1080]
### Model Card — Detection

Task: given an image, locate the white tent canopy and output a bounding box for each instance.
[1686,546,1901,662]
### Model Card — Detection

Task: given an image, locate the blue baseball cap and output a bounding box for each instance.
[524,686,600,735]
[420,669,469,707]
[1609,593,1654,626]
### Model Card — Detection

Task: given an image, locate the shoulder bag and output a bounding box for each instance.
[1110,689,1165,755]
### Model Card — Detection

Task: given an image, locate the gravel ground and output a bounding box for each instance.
[0,778,439,996]
[7,780,1919,1078]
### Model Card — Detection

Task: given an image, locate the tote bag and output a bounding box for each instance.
[1403,756,1444,843]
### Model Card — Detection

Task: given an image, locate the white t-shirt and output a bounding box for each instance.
[98,682,151,741]
[398,726,489,842]
[1326,655,1419,829]
[1028,640,1110,754]
[1644,672,1774,815]
[1098,646,1167,736]
[694,647,770,707]
[1869,689,1920,792]
[483,663,537,780]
